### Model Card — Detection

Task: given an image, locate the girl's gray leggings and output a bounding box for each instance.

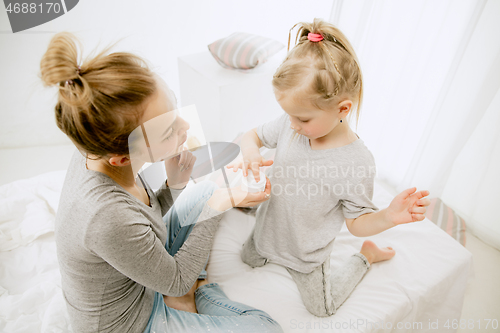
[241,230,370,317]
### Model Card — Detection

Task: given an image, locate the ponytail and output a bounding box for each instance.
[273,18,363,125]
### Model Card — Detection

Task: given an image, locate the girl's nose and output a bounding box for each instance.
[289,119,301,131]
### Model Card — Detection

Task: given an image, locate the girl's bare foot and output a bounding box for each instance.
[163,281,198,313]
[359,240,395,265]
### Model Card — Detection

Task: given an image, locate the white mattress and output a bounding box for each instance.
[0,171,473,333]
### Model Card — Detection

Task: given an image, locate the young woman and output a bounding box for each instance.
[41,32,282,333]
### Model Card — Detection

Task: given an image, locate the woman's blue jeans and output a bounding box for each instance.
[143,180,283,333]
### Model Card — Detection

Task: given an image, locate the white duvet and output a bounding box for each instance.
[0,171,473,333]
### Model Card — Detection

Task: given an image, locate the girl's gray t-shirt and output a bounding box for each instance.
[255,114,379,274]
[55,151,222,333]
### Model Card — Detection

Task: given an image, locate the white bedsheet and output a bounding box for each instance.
[0,171,473,333]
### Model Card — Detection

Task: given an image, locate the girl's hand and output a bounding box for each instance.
[226,149,273,182]
[208,177,272,211]
[164,149,196,189]
[385,187,431,225]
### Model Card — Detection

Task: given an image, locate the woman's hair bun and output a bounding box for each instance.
[40,32,81,87]
[39,31,157,158]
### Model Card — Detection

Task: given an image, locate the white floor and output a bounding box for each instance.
[1,145,499,331]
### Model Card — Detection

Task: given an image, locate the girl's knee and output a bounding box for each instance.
[241,238,267,268]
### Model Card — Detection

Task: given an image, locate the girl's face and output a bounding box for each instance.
[129,77,190,163]
[275,90,350,140]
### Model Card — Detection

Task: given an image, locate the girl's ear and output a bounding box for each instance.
[109,155,131,167]
[338,100,353,117]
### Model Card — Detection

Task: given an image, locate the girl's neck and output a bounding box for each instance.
[310,121,358,150]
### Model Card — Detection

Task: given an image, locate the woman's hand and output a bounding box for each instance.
[208,177,272,211]
[164,149,196,189]
[226,148,273,182]
[385,187,431,225]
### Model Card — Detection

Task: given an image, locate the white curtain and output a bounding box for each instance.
[330,0,500,250]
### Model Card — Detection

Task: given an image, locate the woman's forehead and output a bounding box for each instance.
[142,83,177,124]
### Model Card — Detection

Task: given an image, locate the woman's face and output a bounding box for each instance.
[129,77,189,163]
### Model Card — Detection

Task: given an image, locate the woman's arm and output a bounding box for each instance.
[87,180,271,297]
[154,149,196,215]
[87,203,221,297]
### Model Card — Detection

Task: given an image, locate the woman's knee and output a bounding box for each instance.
[177,180,218,202]
[243,310,284,332]
[168,180,219,228]
[178,180,218,210]
[195,180,218,196]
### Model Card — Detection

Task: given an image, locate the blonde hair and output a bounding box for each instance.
[39,32,157,158]
[273,18,363,125]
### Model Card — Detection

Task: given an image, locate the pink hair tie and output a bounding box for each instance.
[307,33,323,42]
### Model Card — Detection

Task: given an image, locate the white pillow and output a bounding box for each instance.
[208,32,284,70]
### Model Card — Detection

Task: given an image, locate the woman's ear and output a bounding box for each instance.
[338,100,353,117]
[108,155,131,167]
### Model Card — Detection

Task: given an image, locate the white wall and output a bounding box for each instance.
[0,0,332,149]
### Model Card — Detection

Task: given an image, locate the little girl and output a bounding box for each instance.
[228,18,430,317]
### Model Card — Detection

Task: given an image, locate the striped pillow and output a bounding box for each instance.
[425,198,466,246]
[208,32,284,70]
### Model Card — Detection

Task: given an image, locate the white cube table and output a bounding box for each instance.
[178,50,286,142]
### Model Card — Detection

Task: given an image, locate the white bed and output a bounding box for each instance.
[0,168,473,333]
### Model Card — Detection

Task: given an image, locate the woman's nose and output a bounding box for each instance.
[178,116,190,132]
